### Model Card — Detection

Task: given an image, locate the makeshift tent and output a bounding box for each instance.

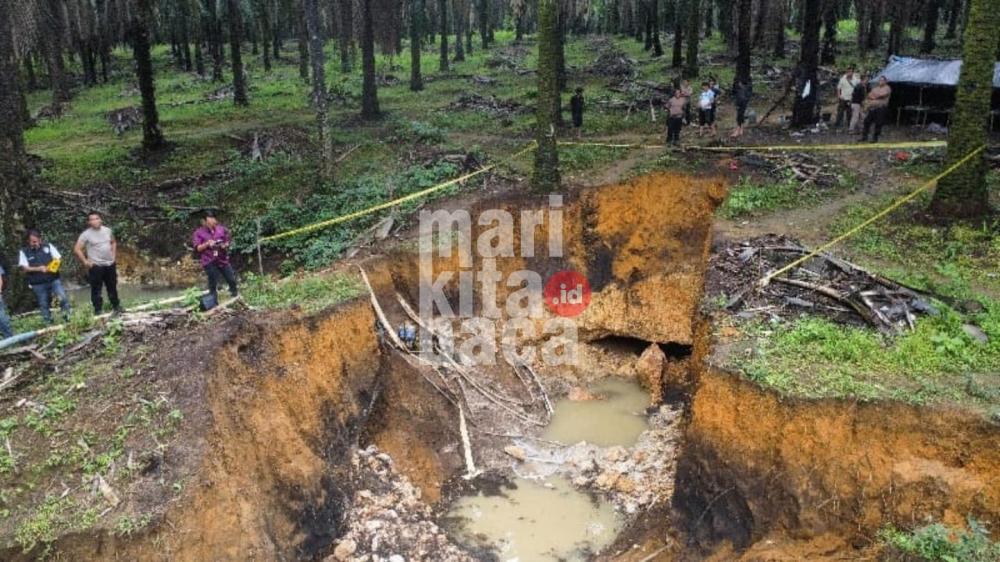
[872,56,1000,127]
[876,56,1000,88]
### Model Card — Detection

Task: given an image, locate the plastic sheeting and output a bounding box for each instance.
[876,55,1000,88]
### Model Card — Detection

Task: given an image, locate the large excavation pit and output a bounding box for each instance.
[8,171,999,561]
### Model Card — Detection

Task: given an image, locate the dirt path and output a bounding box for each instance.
[711,146,921,246]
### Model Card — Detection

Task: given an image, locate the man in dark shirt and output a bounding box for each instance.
[850,79,866,133]
[18,230,71,324]
[730,80,752,138]
[570,87,584,139]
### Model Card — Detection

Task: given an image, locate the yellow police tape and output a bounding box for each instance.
[759,144,986,285]
[557,140,949,151]
[261,137,959,244]
[260,142,537,243]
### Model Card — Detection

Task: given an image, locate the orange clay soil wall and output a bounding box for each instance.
[674,321,1000,554]
[16,301,386,562]
[389,172,727,346]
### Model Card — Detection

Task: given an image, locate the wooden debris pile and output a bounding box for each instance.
[235,126,311,161]
[708,235,937,334]
[587,43,638,83]
[204,84,234,101]
[470,75,497,86]
[106,106,143,135]
[735,151,841,187]
[485,44,528,71]
[449,93,524,117]
[358,267,552,479]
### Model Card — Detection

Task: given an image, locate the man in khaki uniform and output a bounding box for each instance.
[861,76,892,143]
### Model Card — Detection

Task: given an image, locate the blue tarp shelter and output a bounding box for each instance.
[876,56,1000,88]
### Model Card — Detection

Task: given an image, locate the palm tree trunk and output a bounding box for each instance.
[820,0,837,64]
[684,0,700,77]
[533,0,560,191]
[133,0,166,150]
[360,0,379,118]
[930,0,999,218]
[672,0,684,67]
[454,0,465,61]
[438,0,449,70]
[791,0,821,127]
[410,0,424,91]
[303,0,332,178]
[227,0,250,105]
[735,0,751,84]
[921,0,941,53]
[0,0,33,308]
[338,0,354,72]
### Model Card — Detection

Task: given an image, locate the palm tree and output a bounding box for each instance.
[533,0,560,191]
[929,0,1000,218]
[303,0,332,178]
[227,0,249,105]
[438,0,449,70]
[791,0,821,127]
[133,0,166,150]
[0,0,36,307]
[684,0,700,77]
[410,0,424,91]
[360,0,379,118]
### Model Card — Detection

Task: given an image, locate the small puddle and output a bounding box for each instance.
[542,378,650,447]
[445,378,651,560]
[447,476,623,561]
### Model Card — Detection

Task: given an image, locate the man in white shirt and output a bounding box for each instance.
[698,82,717,135]
[835,67,860,129]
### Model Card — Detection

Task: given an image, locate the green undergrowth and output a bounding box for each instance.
[0,349,184,554]
[717,165,858,219]
[723,294,1000,411]
[241,272,363,312]
[879,518,1000,562]
[717,175,809,218]
[832,188,1000,299]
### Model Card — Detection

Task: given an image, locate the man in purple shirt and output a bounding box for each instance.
[192,211,238,299]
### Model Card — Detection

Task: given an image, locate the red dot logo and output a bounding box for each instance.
[544,270,591,317]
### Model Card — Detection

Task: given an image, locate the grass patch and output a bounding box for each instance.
[241,272,363,312]
[879,518,1000,562]
[726,298,1000,408]
[832,192,1000,299]
[717,175,810,218]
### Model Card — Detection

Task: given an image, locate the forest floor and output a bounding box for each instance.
[2,21,999,559]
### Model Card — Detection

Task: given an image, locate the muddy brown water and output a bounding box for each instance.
[542,378,651,447]
[445,378,650,561]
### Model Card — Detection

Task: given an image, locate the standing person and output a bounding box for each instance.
[0,265,14,339]
[74,211,122,315]
[730,80,752,138]
[708,77,722,135]
[666,89,686,144]
[861,76,892,143]
[849,76,866,133]
[18,230,71,324]
[192,211,238,301]
[697,82,716,135]
[569,87,584,139]
[835,67,860,129]
[679,79,693,124]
